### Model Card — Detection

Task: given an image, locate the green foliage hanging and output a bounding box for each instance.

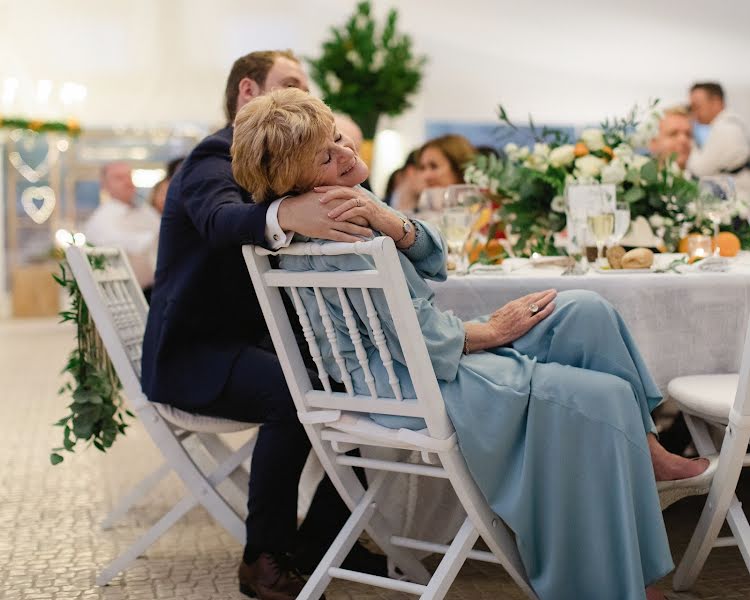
[308,1,426,138]
[50,257,132,465]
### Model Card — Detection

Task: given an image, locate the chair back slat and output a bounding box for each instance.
[313,287,354,395]
[289,286,332,393]
[733,318,750,417]
[243,237,454,439]
[336,286,379,398]
[361,287,403,401]
[65,246,149,409]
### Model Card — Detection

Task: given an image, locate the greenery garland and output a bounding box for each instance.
[308,1,425,138]
[1,116,81,136]
[50,257,132,465]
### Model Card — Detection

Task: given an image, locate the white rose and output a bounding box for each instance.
[548,144,576,168]
[504,142,519,160]
[613,144,634,161]
[580,128,605,151]
[600,159,627,184]
[550,195,566,213]
[525,152,548,172]
[630,154,650,170]
[649,214,665,228]
[325,72,341,94]
[532,143,550,158]
[517,146,530,159]
[575,154,606,178]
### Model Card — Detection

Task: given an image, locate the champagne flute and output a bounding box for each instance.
[698,175,736,255]
[610,199,631,246]
[441,185,480,274]
[587,200,615,267]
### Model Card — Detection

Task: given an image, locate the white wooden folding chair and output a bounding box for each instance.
[666,314,750,591]
[243,236,536,600]
[65,246,259,586]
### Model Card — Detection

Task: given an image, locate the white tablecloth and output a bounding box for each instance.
[370,255,750,546]
[300,255,750,548]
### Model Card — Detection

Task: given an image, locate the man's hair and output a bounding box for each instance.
[232,88,334,202]
[690,82,725,101]
[224,49,299,122]
[418,134,476,180]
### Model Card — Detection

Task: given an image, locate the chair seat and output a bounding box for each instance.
[155,402,257,433]
[668,373,739,424]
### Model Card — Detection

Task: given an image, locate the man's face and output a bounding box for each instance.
[260,57,309,95]
[689,89,723,125]
[102,162,137,205]
[650,114,692,169]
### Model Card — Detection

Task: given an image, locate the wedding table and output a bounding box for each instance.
[364,254,750,547]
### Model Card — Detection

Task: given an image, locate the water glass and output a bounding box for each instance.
[698,175,736,255]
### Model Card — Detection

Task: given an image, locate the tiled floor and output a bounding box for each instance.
[2,318,749,599]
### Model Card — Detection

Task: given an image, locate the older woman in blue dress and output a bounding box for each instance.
[231,89,712,600]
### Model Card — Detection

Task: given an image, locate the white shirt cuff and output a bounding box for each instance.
[265,197,294,249]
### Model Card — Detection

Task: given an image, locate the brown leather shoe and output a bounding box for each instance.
[238,553,308,599]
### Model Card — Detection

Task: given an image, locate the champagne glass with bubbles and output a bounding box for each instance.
[587,189,615,267]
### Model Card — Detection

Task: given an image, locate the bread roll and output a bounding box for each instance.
[620,247,654,269]
[606,245,626,269]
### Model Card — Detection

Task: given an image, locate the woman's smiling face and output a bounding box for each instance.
[312,126,369,188]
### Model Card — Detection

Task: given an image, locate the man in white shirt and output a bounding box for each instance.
[687,82,750,202]
[83,162,161,290]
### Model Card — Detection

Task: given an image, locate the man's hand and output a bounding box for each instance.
[277,190,372,242]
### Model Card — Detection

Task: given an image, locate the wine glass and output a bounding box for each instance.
[698,175,736,255]
[441,185,479,274]
[587,196,615,267]
[610,199,631,246]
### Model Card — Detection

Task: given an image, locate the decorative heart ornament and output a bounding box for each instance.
[21,186,57,224]
[8,131,59,183]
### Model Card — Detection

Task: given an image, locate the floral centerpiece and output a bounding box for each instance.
[308,1,425,142]
[463,102,735,258]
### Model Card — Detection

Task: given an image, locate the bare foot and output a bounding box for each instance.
[646,585,665,600]
[648,433,708,481]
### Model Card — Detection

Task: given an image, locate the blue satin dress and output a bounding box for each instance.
[280,222,673,600]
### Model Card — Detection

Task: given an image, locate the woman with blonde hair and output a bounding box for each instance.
[232,88,712,600]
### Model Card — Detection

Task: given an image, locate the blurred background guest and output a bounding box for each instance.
[149,156,185,214]
[383,149,420,211]
[649,106,692,170]
[688,82,750,200]
[418,133,476,188]
[83,161,161,297]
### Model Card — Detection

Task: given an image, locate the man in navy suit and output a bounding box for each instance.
[142,50,381,599]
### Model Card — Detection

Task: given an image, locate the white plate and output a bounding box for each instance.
[595,267,655,274]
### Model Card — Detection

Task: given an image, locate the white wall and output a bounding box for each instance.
[3,0,750,192]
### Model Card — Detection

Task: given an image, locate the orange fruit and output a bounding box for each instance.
[714,231,741,257]
[601,145,614,158]
[574,142,589,157]
[465,239,483,264]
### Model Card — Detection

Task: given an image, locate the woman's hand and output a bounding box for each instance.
[316,185,415,247]
[488,289,557,347]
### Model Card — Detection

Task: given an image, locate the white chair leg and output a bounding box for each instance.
[673,417,750,590]
[101,462,171,530]
[196,431,255,516]
[420,517,478,600]
[97,495,197,586]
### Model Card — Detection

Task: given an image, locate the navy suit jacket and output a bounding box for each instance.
[141,126,274,409]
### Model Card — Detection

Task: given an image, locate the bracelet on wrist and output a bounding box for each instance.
[462,331,470,355]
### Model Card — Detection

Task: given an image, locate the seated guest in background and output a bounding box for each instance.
[232,88,714,600]
[83,161,161,296]
[688,82,750,200]
[649,106,692,169]
[141,49,383,600]
[383,149,420,211]
[418,133,476,188]
[149,156,185,214]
